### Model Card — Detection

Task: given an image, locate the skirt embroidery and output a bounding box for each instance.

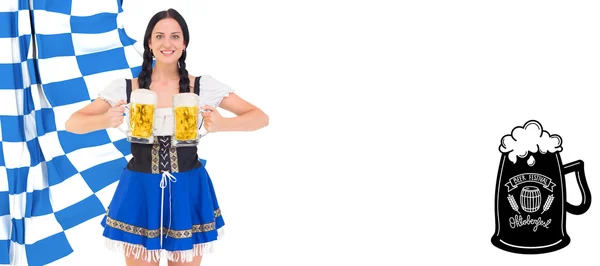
[104,208,222,239]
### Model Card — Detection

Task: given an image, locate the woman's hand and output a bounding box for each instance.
[200,105,224,132]
[105,100,126,128]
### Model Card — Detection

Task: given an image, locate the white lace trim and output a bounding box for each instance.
[104,227,224,263]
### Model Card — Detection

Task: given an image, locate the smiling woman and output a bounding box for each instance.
[64,7,269,266]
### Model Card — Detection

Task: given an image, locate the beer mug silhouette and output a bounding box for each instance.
[118,89,158,144]
[491,120,591,254]
[171,93,209,147]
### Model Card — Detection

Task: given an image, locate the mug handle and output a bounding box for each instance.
[117,104,130,135]
[563,160,591,215]
[197,109,210,138]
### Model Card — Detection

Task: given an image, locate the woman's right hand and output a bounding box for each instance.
[105,100,127,128]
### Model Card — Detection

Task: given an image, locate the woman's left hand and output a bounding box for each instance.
[201,105,223,132]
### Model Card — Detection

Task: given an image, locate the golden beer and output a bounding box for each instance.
[174,106,198,140]
[129,103,155,138]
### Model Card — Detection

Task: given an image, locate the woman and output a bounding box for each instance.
[65,8,268,266]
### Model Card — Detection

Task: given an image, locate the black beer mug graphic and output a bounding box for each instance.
[491,120,591,254]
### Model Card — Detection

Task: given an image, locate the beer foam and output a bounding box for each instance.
[499,120,562,164]
[131,89,157,104]
[173,93,199,107]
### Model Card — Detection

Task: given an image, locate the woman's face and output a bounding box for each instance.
[149,18,186,65]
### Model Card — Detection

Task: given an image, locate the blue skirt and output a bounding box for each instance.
[100,162,225,263]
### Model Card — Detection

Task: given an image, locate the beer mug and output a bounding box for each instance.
[171,93,208,147]
[118,89,158,144]
[491,120,591,254]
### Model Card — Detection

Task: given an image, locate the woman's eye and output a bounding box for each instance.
[172,35,179,39]
[156,35,162,39]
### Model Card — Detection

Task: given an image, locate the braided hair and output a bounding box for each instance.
[138,8,191,93]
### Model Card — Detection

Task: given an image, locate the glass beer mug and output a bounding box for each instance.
[118,89,158,144]
[171,93,209,147]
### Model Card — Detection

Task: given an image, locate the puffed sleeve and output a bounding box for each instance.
[97,79,127,106]
[198,75,235,107]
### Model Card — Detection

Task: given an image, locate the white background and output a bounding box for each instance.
[50,1,600,265]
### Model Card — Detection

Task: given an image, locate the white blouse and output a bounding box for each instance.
[98,75,234,136]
